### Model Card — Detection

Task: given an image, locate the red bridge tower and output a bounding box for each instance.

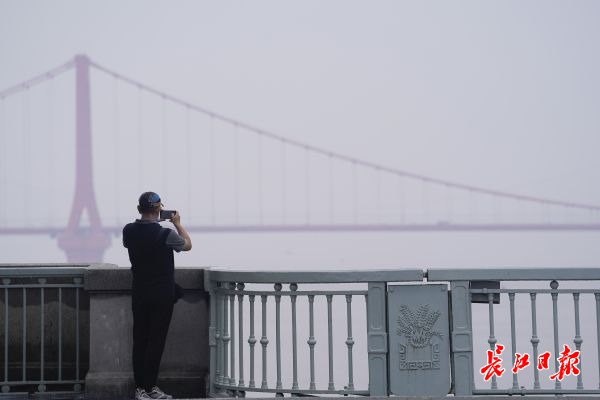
[57,55,111,262]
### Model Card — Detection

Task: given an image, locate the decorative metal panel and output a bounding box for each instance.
[388,284,450,396]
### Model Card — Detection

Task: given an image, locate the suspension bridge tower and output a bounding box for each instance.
[57,54,111,262]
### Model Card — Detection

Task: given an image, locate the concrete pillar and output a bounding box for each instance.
[84,264,209,399]
[450,280,474,395]
[367,281,388,396]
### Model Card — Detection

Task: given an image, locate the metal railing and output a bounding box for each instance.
[0,265,89,395]
[206,269,423,396]
[428,268,600,396]
[207,267,600,397]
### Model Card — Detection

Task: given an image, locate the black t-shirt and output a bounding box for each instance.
[122,220,184,303]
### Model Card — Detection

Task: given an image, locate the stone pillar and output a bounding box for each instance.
[84,264,209,399]
[367,281,388,396]
[450,280,474,396]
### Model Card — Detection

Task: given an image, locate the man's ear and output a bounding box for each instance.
[137,205,142,214]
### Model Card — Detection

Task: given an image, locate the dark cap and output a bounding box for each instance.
[138,191,162,211]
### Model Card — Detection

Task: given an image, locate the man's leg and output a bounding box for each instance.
[143,301,174,390]
[132,301,153,389]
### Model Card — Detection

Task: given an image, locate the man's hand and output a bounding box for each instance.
[170,210,181,226]
[170,211,192,251]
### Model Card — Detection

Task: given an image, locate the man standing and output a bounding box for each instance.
[123,192,192,400]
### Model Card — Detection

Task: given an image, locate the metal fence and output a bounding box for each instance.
[428,268,600,396]
[0,265,89,395]
[206,267,600,397]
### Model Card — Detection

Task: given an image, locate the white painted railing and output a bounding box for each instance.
[207,267,600,397]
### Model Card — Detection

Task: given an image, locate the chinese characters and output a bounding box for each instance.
[480,343,580,381]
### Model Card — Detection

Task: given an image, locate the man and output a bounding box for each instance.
[122,191,192,400]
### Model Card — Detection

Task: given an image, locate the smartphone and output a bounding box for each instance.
[160,210,176,220]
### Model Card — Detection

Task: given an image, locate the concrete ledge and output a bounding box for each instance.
[84,264,209,399]
[85,264,206,292]
[84,263,131,292]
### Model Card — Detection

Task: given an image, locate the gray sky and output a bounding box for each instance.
[2,2,600,392]
[1,0,600,268]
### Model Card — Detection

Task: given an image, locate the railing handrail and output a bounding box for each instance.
[0,263,89,267]
[0,266,88,277]
[206,268,424,284]
[206,267,600,284]
[428,267,600,281]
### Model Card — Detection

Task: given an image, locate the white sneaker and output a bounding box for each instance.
[135,388,153,400]
[148,386,173,399]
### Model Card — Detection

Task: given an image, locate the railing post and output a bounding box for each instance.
[367,282,387,396]
[248,294,256,388]
[550,279,561,390]
[450,280,474,395]
[307,295,317,390]
[229,282,236,387]
[208,279,218,396]
[290,284,299,391]
[237,283,245,389]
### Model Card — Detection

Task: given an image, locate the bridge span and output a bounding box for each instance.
[1,55,600,262]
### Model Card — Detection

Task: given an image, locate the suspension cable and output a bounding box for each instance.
[161,96,167,194]
[234,124,239,224]
[89,59,600,211]
[305,147,310,224]
[281,138,286,225]
[0,61,74,99]
[0,97,5,225]
[23,88,30,225]
[352,161,358,224]
[48,76,55,226]
[257,132,263,224]
[209,116,215,225]
[186,105,191,218]
[137,85,143,188]
[113,77,120,224]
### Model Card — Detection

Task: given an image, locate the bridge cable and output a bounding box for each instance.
[137,86,143,190]
[376,168,381,224]
[161,96,167,195]
[257,132,263,224]
[113,77,120,224]
[494,194,501,224]
[0,61,74,99]
[328,154,333,224]
[281,139,286,225]
[397,175,404,224]
[88,60,600,212]
[233,123,239,224]
[0,97,4,225]
[209,116,215,225]
[470,189,477,225]
[304,147,310,224]
[421,179,428,224]
[23,87,31,226]
[186,105,191,219]
[352,161,358,224]
[48,76,55,226]
[445,185,452,224]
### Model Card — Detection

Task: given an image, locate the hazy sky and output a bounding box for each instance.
[1,1,600,268]
[2,2,600,392]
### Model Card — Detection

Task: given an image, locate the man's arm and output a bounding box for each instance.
[170,211,192,251]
